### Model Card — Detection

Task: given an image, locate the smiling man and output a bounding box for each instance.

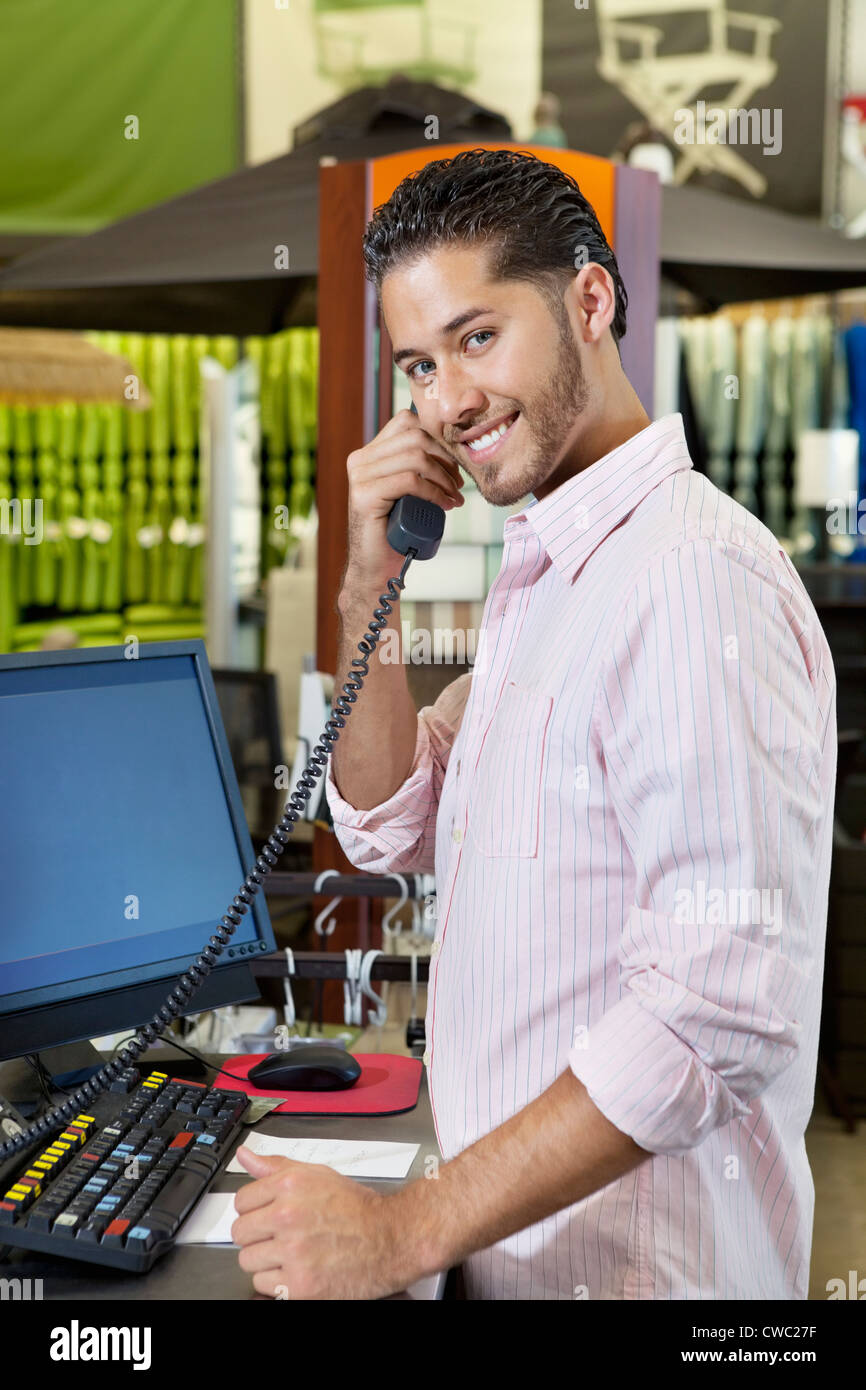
[232,148,837,1300]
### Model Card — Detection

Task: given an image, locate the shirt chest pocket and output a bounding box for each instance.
[466,681,553,858]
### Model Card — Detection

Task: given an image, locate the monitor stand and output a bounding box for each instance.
[0,1039,105,1117]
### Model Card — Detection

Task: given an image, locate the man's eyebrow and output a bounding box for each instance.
[392,306,497,366]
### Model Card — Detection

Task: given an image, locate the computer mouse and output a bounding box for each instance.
[247,1046,362,1092]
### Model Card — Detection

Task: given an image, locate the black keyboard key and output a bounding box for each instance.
[145,1167,208,1234]
[109,1069,140,1093]
[76,1215,111,1243]
[26,1202,65,1231]
[110,1181,138,1201]
[120,1201,149,1224]
[205,1121,232,1143]
[125,1126,153,1144]
[218,1099,247,1119]
[183,1152,219,1178]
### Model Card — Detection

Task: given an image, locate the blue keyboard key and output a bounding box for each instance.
[125,1226,156,1252]
[94,1196,121,1213]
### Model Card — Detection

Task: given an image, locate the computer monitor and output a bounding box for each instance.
[0,641,277,1068]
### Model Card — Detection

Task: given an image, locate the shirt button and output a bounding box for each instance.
[452,826,463,844]
[456,760,461,777]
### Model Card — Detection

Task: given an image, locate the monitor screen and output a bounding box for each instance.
[0,643,275,1050]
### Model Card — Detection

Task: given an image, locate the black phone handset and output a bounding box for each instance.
[0,484,446,1162]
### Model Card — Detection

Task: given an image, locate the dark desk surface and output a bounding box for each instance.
[0,1056,445,1301]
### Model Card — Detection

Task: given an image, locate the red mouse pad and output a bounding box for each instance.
[217,1053,423,1117]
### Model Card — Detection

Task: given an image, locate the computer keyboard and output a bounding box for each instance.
[0,1068,249,1272]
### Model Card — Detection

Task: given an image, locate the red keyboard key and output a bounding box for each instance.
[102,1218,131,1248]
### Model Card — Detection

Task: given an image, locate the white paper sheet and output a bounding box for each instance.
[176,1189,445,1297]
[175,1192,238,1246]
[226,1133,420,1180]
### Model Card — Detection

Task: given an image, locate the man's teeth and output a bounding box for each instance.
[467,414,516,451]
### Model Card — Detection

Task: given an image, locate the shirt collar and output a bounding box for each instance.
[503,413,694,583]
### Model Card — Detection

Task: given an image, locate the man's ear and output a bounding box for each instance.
[569,263,616,346]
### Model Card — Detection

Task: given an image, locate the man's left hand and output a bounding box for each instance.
[232,1145,418,1299]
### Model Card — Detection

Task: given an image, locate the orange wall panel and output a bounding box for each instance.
[369,143,615,249]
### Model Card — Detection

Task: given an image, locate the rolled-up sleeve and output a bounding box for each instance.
[325,671,472,875]
[569,537,832,1156]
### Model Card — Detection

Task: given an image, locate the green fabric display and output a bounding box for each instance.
[79,457,107,611]
[11,612,122,652]
[186,482,204,606]
[118,623,204,642]
[262,334,288,573]
[190,336,211,425]
[288,329,316,519]
[13,613,121,640]
[146,336,171,455]
[78,397,106,611]
[57,455,84,612]
[123,604,202,624]
[117,623,204,643]
[56,402,77,461]
[101,405,125,612]
[209,336,238,372]
[0,444,17,652]
[124,453,148,604]
[166,449,195,605]
[121,334,148,452]
[34,407,59,606]
[12,407,36,608]
[170,336,196,452]
[0,327,325,656]
[146,450,172,604]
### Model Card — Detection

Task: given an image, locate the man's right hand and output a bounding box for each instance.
[343,409,465,589]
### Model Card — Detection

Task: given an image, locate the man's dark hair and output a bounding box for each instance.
[362,147,629,348]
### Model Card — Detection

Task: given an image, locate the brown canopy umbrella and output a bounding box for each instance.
[0,326,151,407]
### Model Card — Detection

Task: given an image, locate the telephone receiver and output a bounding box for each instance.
[0,395,448,1162]
[386,399,446,561]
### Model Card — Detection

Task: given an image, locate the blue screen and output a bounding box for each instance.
[0,652,267,1009]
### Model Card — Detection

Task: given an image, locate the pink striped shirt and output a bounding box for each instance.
[326,413,837,1300]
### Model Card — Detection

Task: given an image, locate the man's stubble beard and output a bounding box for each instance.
[469,318,590,508]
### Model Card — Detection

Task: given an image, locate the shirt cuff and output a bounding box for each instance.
[568,993,753,1156]
[324,716,431,831]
